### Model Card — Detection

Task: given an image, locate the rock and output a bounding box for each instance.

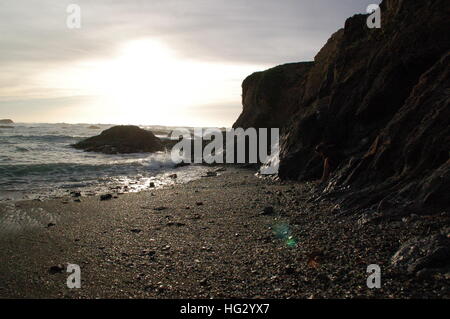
[0,119,13,124]
[202,171,217,177]
[233,63,313,129]
[100,194,113,201]
[166,222,186,227]
[175,162,190,168]
[261,206,275,216]
[149,182,155,188]
[72,125,164,154]
[168,174,177,179]
[232,0,450,212]
[70,191,81,197]
[391,234,450,275]
[130,229,142,233]
[140,250,156,257]
[0,125,13,129]
[284,265,295,275]
[48,264,65,274]
[416,268,439,280]
[196,201,204,206]
[87,125,101,129]
[154,206,167,211]
[47,223,56,228]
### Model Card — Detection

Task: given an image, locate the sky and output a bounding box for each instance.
[0,0,380,127]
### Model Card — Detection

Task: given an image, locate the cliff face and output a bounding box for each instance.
[233,62,313,129]
[233,0,450,213]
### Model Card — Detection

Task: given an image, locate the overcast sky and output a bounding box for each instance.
[0,0,380,127]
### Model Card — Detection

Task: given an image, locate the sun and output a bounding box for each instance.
[91,39,188,119]
[36,38,268,126]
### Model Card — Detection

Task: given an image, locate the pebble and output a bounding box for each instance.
[100,194,113,201]
[48,264,65,274]
[261,206,275,215]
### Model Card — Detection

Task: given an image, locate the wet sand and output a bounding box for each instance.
[0,167,448,298]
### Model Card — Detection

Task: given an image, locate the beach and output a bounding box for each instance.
[0,167,448,299]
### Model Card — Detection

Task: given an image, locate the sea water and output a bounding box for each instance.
[0,123,207,201]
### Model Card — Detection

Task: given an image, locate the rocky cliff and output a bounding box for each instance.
[233,0,450,214]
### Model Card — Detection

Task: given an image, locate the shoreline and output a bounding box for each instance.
[0,167,448,298]
[0,162,211,203]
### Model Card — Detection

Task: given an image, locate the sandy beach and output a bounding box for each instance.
[0,167,448,299]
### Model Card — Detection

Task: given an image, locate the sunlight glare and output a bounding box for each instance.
[37,38,267,126]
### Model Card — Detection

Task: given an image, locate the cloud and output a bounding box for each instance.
[0,0,380,65]
[0,0,381,125]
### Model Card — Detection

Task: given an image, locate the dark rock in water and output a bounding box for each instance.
[0,119,13,124]
[47,223,56,228]
[72,125,164,154]
[0,125,13,129]
[70,191,81,197]
[100,194,113,201]
[391,233,450,275]
[149,182,155,188]
[232,0,450,212]
[168,174,177,179]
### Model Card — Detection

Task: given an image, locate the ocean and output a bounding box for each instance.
[0,123,208,201]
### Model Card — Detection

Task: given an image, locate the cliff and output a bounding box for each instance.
[233,0,450,214]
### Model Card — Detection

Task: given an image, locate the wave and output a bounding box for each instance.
[0,154,177,178]
[15,147,30,152]
[0,135,86,143]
